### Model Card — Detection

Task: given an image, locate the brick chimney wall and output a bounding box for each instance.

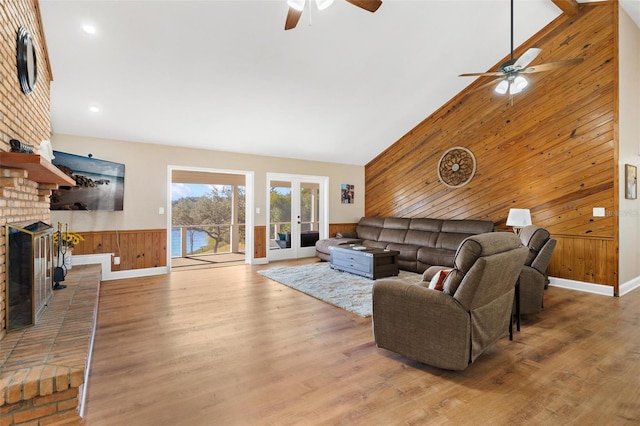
[0,0,54,340]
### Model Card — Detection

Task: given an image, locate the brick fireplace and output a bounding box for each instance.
[0,1,96,424]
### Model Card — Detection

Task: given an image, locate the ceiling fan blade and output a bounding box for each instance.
[459,71,505,78]
[285,6,303,30]
[345,0,382,13]
[514,48,542,69]
[520,57,584,74]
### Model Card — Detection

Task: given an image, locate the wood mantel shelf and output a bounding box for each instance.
[0,152,75,186]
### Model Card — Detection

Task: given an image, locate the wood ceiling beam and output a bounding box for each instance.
[551,0,582,16]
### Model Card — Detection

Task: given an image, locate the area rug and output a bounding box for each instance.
[258,262,422,317]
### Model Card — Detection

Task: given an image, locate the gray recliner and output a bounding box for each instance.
[372,232,528,371]
[518,225,556,315]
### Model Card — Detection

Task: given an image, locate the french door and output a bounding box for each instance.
[267,174,327,261]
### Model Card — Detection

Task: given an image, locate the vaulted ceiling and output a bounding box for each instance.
[40,0,640,166]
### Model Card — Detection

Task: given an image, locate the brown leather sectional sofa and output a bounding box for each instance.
[315,217,495,274]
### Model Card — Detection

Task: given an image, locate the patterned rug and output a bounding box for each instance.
[258,262,422,317]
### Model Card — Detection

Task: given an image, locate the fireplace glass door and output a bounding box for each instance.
[6,221,54,331]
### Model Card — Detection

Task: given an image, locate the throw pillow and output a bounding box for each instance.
[428,269,451,291]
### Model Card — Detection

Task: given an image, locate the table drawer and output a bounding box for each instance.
[331,256,372,274]
[331,250,370,266]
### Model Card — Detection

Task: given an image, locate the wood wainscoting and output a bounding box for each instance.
[329,223,357,237]
[254,225,267,259]
[548,235,617,287]
[71,229,166,271]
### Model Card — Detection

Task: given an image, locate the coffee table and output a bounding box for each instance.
[329,245,400,279]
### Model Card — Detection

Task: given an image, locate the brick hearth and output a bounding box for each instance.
[0,265,101,425]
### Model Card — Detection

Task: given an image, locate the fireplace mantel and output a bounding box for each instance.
[0,152,75,186]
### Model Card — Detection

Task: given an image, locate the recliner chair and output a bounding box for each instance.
[372,232,528,371]
[517,225,556,315]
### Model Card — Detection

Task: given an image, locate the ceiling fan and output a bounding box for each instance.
[285,0,382,31]
[460,0,583,96]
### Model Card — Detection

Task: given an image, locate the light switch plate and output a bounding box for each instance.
[593,207,605,217]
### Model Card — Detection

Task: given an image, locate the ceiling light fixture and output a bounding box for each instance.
[315,0,334,11]
[82,24,96,34]
[287,0,305,11]
[287,0,334,12]
[88,105,100,113]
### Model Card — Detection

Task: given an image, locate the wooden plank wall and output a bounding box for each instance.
[71,229,167,271]
[365,3,619,290]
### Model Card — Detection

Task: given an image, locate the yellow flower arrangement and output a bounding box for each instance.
[54,230,84,249]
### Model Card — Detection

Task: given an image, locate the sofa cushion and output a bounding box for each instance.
[356,217,385,241]
[383,217,411,230]
[409,218,443,232]
[386,243,419,260]
[417,247,456,271]
[404,229,439,247]
[378,228,408,244]
[436,232,475,251]
[441,219,495,234]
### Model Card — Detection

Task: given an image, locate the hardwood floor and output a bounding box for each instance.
[82,259,640,425]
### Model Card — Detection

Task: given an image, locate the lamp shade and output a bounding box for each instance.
[506,208,532,227]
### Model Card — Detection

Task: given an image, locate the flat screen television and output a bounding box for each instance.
[50,151,125,211]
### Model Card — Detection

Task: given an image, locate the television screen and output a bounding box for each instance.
[50,151,125,211]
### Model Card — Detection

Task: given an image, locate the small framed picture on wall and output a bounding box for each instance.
[341,184,354,204]
[625,164,637,200]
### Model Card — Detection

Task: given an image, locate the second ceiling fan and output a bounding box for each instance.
[460,0,583,96]
[285,0,382,30]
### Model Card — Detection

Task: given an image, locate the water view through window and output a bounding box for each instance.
[171,183,245,258]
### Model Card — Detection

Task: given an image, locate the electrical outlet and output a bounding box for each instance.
[113,256,121,265]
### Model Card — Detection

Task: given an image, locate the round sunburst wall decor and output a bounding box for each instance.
[437,146,476,188]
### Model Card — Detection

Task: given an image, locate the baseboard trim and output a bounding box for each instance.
[619,276,640,297]
[548,276,614,296]
[71,254,169,281]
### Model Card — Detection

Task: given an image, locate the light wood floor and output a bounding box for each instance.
[82,259,640,425]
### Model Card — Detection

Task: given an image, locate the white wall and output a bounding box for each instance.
[50,133,364,234]
[618,8,640,284]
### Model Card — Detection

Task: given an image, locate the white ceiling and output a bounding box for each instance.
[39,1,639,166]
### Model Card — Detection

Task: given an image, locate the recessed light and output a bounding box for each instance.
[88,105,100,113]
[82,24,96,35]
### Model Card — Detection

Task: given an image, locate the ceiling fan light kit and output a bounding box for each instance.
[460,0,583,97]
